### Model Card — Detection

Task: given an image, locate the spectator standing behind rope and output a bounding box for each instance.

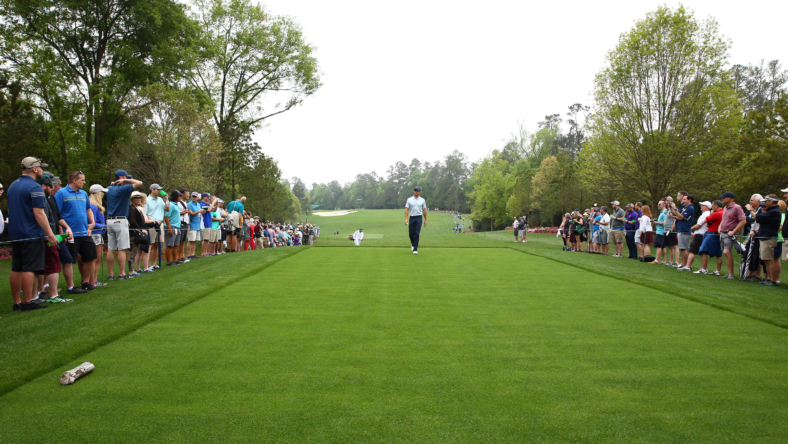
[637,205,653,260]
[756,194,781,286]
[144,184,165,270]
[163,190,183,266]
[8,158,60,311]
[718,192,746,279]
[685,201,711,271]
[650,201,666,264]
[696,200,724,275]
[672,192,695,271]
[56,170,97,291]
[597,206,611,256]
[743,194,764,282]
[624,204,638,259]
[609,201,625,257]
[88,185,108,287]
[105,170,142,280]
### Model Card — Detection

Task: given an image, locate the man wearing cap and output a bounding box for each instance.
[145,184,166,269]
[8,158,60,311]
[405,187,427,255]
[200,193,218,256]
[163,190,183,265]
[609,201,626,257]
[187,192,206,258]
[352,228,364,246]
[684,201,711,271]
[755,194,782,286]
[718,192,745,278]
[34,174,75,303]
[105,170,142,280]
[55,170,98,291]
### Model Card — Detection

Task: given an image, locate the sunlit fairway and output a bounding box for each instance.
[1,210,788,442]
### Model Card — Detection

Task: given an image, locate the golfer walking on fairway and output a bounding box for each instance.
[405,187,427,255]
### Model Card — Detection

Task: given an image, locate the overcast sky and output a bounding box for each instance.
[253,0,787,186]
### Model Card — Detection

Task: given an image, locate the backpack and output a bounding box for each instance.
[226,200,242,230]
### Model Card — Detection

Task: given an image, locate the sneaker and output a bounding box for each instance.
[181,259,190,263]
[413,250,418,255]
[724,274,735,279]
[13,303,21,311]
[694,269,708,274]
[743,276,753,282]
[127,272,141,277]
[411,246,415,251]
[664,262,672,266]
[760,280,779,286]
[48,296,73,303]
[672,263,681,268]
[37,291,52,301]
[166,262,174,266]
[142,269,154,273]
[678,266,691,271]
[94,281,109,287]
[153,265,161,269]
[30,297,47,305]
[118,275,132,280]
[21,302,48,311]
[82,283,96,291]
[711,271,721,276]
[107,276,116,281]
[67,286,87,295]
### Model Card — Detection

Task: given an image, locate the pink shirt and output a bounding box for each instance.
[720,202,745,233]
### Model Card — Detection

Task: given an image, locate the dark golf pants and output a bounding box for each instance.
[409,216,423,250]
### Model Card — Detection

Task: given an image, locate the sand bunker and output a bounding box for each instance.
[312,210,358,217]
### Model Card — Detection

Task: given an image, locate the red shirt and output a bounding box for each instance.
[705,209,723,233]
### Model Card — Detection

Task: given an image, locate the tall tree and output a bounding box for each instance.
[0,0,197,177]
[190,0,321,197]
[585,5,741,204]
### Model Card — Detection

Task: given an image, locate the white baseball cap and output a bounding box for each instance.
[89,184,109,194]
[700,201,712,209]
[611,200,620,205]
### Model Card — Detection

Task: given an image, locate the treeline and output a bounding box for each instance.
[299,6,788,231]
[0,0,317,221]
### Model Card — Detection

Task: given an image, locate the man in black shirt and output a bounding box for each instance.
[756,194,782,286]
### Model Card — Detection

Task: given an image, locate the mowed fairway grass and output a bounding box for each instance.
[1,210,788,442]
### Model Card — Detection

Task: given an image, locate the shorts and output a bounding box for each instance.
[720,232,736,252]
[598,230,610,245]
[688,234,704,255]
[677,233,691,250]
[665,232,678,247]
[180,228,189,245]
[67,236,98,263]
[165,228,181,247]
[202,227,213,242]
[774,242,782,259]
[610,229,624,243]
[107,218,130,250]
[699,233,722,257]
[592,231,599,243]
[221,228,227,242]
[210,229,221,243]
[760,238,779,261]
[11,240,46,273]
[58,240,73,264]
[91,233,104,245]
[188,230,201,242]
[654,233,665,249]
[149,225,162,243]
[783,241,788,261]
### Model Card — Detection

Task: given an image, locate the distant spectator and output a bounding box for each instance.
[756,194,781,286]
[624,204,638,259]
[55,170,97,291]
[163,191,183,266]
[696,200,724,275]
[673,192,695,271]
[685,201,711,271]
[743,194,764,282]
[609,201,625,257]
[145,184,166,270]
[89,184,108,286]
[637,205,653,260]
[718,191,745,279]
[597,206,611,255]
[650,201,666,264]
[105,170,142,280]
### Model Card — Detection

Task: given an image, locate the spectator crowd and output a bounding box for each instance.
[555,190,788,286]
[2,157,320,312]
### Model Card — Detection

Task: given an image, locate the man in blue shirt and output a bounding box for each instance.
[225,196,246,252]
[672,191,696,271]
[105,170,142,279]
[187,192,206,258]
[144,184,166,269]
[8,157,59,311]
[55,170,97,291]
[163,190,183,265]
[200,193,217,256]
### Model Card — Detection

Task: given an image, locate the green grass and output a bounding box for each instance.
[1,209,788,442]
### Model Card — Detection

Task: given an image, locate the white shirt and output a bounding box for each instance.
[638,215,652,233]
[353,230,364,241]
[513,220,519,229]
[693,210,710,236]
[599,214,611,231]
[405,196,427,217]
[0,208,4,235]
